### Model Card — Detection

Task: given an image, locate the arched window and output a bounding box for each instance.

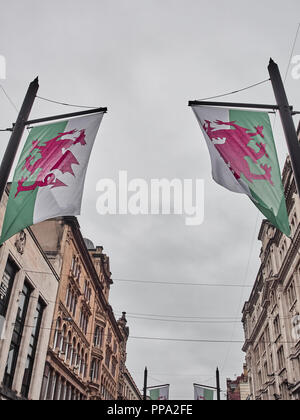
[84,354,88,378]
[94,326,103,347]
[71,338,77,366]
[76,344,81,369]
[71,255,76,274]
[66,286,71,306]
[53,318,61,350]
[90,359,96,381]
[60,325,67,353]
[79,349,84,376]
[65,331,72,362]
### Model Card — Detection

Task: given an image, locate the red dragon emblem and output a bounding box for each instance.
[15,129,87,198]
[203,120,274,186]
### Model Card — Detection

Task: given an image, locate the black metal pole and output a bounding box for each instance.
[188,100,284,111]
[268,58,300,195]
[216,367,221,401]
[143,367,148,401]
[0,77,39,202]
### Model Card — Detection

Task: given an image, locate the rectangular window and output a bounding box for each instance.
[0,259,18,318]
[288,281,297,307]
[21,298,45,398]
[3,281,32,389]
[274,315,281,337]
[105,350,111,368]
[277,346,285,371]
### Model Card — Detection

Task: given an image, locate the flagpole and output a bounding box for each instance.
[268,58,300,195]
[0,77,39,203]
[143,366,148,401]
[216,367,221,401]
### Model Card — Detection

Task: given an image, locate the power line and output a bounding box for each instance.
[115,310,298,321]
[130,336,243,344]
[24,270,253,288]
[119,315,242,324]
[113,278,253,288]
[195,78,270,102]
[0,84,18,113]
[130,336,299,345]
[36,95,99,109]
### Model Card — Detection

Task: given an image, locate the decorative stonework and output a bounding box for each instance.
[14,230,26,255]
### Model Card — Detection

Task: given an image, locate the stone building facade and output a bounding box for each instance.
[0,189,59,400]
[242,153,300,400]
[31,216,137,400]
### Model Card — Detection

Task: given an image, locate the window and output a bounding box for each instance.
[270,352,274,373]
[3,281,32,388]
[260,333,266,354]
[274,315,281,337]
[53,318,61,350]
[65,331,72,363]
[270,291,276,308]
[265,325,270,345]
[21,298,45,398]
[277,346,285,371]
[258,371,262,388]
[71,338,77,366]
[71,255,76,274]
[111,360,117,377]
[79,308,89,334]
[79,349,84,376]
[0,259,18,317]
[263,361,268,384]
[90,358,99,382]
[107,328,112,344]
[254,345,260,362]
[105,349,111,368]
[66,286,77,316]
[287,281,297,307]
[94,326,103,347]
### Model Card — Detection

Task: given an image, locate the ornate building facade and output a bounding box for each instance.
[242,152,300,400]
[0,189,59,400]
[31,216,138,400]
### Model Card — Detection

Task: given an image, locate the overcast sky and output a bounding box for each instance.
[1,0,300,400]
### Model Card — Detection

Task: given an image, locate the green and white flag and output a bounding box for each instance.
[0,113,104,244]
[194,385,215,401]
[192,106,290,236]
[149,385,169,400]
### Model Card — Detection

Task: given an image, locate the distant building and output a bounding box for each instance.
[0,189,59,400]
[242,141,300,399]
[227,365,250,400]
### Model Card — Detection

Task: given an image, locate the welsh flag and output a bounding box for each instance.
[149,386,169,400]
[194,385,215,401]
[0,113,104,244]
[191,106,290,237]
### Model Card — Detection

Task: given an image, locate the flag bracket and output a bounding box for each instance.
[188,100,293,112]
[25,107,107,127]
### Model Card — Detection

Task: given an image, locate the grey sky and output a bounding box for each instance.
[1,0,300,399]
